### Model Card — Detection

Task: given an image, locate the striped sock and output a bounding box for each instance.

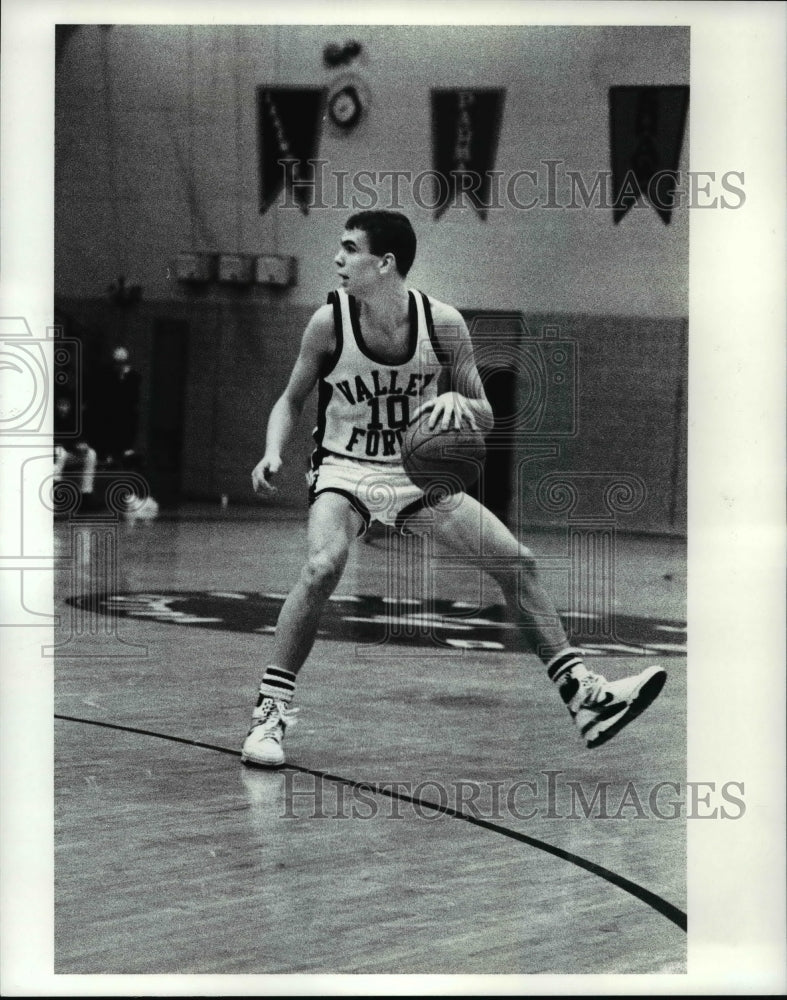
[545,648,588,705]
[255,665,297,708]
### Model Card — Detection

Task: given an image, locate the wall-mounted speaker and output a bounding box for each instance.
[254,255,297,287]
[217,254,254,285]
[174,252,215,283]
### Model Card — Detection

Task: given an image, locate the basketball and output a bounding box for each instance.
[401,409,486,493]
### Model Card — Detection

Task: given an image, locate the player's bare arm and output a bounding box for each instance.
[412,298,494,433]
[251,305,335,495]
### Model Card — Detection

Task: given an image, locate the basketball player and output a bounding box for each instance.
[242,211,666,767]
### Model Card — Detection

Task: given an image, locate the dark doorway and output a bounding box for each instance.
[461,309,524,526]
[472,365,516,523]
[147,319,189,505]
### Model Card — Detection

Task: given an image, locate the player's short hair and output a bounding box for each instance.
[345,210,416,277]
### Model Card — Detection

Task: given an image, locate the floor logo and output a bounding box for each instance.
[67,591,686,657]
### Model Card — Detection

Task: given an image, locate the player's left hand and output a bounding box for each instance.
[412,392,480,432]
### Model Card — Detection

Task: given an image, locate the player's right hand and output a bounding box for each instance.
[251,454,282,495]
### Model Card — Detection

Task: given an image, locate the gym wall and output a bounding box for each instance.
[55,24,688,533]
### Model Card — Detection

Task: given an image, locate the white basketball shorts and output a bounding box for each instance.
[308,452,440,535]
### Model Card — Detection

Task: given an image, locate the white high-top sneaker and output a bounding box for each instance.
[567,665,667,748]
[241,697,298,767]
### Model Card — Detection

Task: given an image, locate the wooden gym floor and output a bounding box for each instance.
[53,505,687,976]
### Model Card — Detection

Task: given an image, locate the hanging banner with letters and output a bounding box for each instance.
[431,89,506,220]
[258,87,326,215]
[609,85,689,224]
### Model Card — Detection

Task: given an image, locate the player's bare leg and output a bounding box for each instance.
[408,491,666,748]
[273,491,364,675]
[415,491,568,659]
[242,492,363,767]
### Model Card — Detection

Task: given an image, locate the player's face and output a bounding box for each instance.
[334,229,383,295]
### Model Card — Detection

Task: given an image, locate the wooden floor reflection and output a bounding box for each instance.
[54,508,687,974]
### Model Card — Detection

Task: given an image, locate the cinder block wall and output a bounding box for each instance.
[56,24,688,534]
[55,299,686,533]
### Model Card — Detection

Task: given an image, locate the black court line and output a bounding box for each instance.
[55,713,687,933]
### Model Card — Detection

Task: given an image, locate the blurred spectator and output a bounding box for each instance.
[53,393,99,508]
[89,345,142,465]
[88,345,159,520]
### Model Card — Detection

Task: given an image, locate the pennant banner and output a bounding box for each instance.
[258,87,326,215]
[609,85,689,224]
[431,89,506,220]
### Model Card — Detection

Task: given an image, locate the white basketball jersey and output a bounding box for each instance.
[313,288,444,465]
